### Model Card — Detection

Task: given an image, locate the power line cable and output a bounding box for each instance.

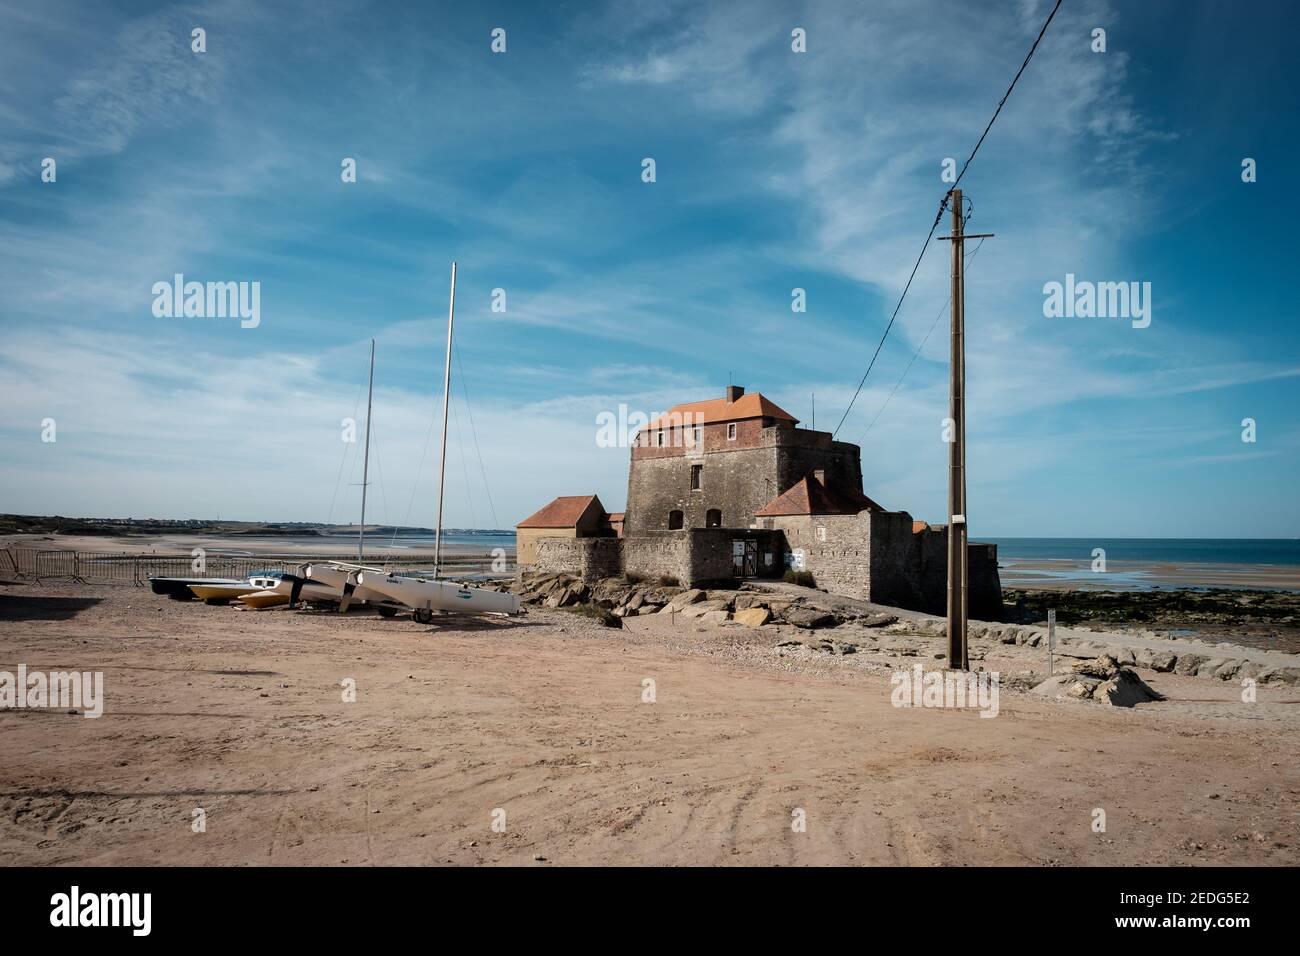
[857,237,986,444]
[832,0,1064,437]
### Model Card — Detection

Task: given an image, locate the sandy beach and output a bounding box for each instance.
[2,581,1296,866]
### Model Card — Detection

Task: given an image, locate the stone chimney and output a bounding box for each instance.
[725,385,745,403]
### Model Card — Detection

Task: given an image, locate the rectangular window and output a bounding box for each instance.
[692,424,702,449]
[656,430,664,447]
[690,464,703,490]
[727,422,737,440]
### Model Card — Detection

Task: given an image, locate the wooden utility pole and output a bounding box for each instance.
[938,189,993,671]
[946,189,968,670]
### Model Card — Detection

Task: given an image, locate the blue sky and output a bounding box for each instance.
[0,0,1296,537]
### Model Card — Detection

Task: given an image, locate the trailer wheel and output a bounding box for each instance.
[376,607,398,618]
[413,608,434,624]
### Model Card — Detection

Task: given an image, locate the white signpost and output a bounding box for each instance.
[1047,609,1056,676]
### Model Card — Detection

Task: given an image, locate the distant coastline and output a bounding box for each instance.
[0,513,512,539]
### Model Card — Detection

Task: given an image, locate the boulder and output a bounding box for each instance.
[1067,676,1101,699]
[1094,669,1163,706]
[1034,659,1162,707]
[733,607,772,628]
[1236,660,1264,680]
[664,589,707,613]
[858,612,899,628]
[680,599,731,619]
[1147,651,1177,672]
[1071,655,1121,679]
[1212,660,1243,681]
[698,610,731,626]
[783,607,838,629]
[545,587,580,608]
[1174,654,1207,676]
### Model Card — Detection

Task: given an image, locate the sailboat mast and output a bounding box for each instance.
[433,262,457,579]
[358,338,375,561]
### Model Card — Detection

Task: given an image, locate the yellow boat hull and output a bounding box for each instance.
[239,590,290,609]
[189,584,259,603]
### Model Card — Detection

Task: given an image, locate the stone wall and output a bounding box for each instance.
[621,529,782,586]
[773,430,863,495]
[531,512,1000,617]
[517,527,576,567]
[624,442,780,536]
[533,537,622,583]
[624,423,864,537]
[623,532,690,584]
[967,542,1002,620]
[767,512,874,599]
[767,511,1001,618]
[869,511,931,610]
[682,528,785,585]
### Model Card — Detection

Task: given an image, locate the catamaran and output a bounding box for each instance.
[311,262,519,624]
[277,340,407,616]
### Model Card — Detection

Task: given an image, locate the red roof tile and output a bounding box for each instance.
[754,475,884,517]
[644,392,797,431]
[517,494,603,529]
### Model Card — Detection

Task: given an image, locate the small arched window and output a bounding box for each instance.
[705,508,722,528]
[668,510,684,530]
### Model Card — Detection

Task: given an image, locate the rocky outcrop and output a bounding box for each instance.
[507,574,1300,686]
[1032,656,1163,707]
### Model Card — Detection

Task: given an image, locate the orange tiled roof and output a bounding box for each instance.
[754,475,884,517]
[517,494,603,529]
[606,512,625,522]
[912,520,929,533]
[644,392,797,431]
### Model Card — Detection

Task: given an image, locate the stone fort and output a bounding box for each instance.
[517,385,1001,618]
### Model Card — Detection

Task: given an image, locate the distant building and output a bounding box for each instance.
[624,385,864,536]
[515,494,609,566]
[517,385,1000,617]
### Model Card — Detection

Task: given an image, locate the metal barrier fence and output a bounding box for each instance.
[2,548,498,586]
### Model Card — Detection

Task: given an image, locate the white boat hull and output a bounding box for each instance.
[305,563,393,605]
[354,571,519,615]
[271,577,343,604]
